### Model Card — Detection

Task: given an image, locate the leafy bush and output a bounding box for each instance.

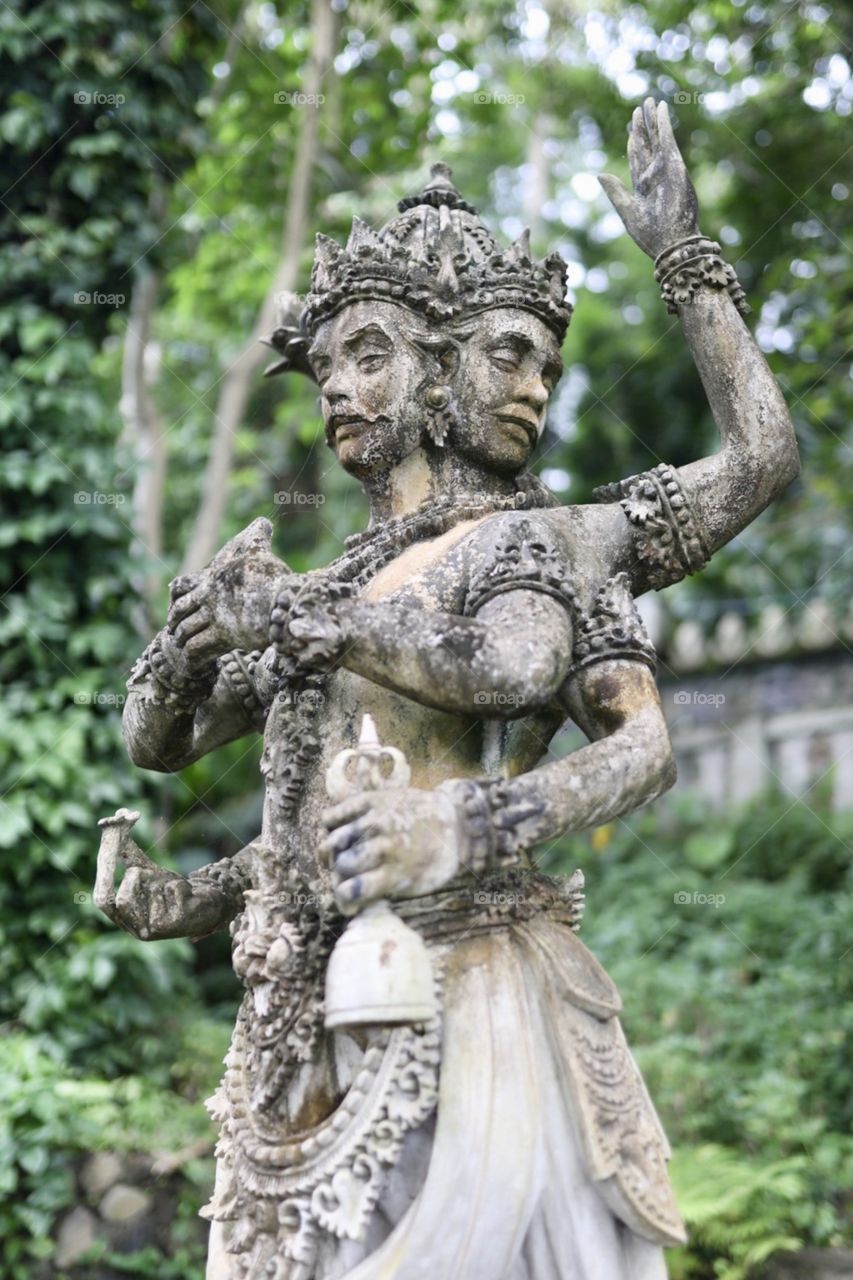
[0,1023,228,1278]
[547,790,853,1277]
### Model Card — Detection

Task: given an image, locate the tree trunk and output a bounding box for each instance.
[120,266,168,635]
[182,0,338,573]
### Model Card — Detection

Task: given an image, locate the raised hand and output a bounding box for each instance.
[95,809,233,940]
[599,97,700,260]
[166,517,292,666]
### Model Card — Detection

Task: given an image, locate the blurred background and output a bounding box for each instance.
[1,1,851,1276]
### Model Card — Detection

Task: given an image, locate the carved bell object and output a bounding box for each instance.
[324,715,436,1030]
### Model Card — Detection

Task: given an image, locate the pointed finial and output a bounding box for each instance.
[397,162,478,215]
[425,162,455,193]
[358,713,380,748]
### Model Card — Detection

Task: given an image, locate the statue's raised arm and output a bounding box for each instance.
[596,98,799,588]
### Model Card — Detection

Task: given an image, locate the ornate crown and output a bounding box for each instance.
[262,163,571,380]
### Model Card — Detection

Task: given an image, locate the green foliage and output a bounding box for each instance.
[0,3,233,1272]
[547,788,853,1275]
[0,1030,221,1278]
[668,1145,808,1280]
[2,0,850,1276]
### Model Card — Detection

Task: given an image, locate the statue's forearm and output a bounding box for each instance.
[444,703,674,866]
[675,282,799,551]
[498,704,675,848]
[123,691,199,773]
[95,811,253,941]
[439,659,675,868]
[338,593,572,718]
[132,877,239,940]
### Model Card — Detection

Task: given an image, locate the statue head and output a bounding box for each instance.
[263,164,571,481]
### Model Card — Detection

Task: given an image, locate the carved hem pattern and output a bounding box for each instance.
[205,889,684,1280]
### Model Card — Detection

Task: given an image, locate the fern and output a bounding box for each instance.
[669,1145,808,1280]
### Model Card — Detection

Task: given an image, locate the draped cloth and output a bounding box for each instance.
[206,910,684,1280]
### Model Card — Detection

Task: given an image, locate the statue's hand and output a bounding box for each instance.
[320,787,462,912]
[599,97,699,260]
[167,518,291,665]
[110,865,194,940]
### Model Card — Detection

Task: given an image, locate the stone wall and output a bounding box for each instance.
[658,652,853,811]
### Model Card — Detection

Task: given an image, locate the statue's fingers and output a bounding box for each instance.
[598,174,634,222]
[334,866,393,911]
[642,96,659,147]
[630,105,652,168]
[321,795,374,831]
[181,629,217,662]
[173,611,212,647]
[167,587,206,629]
[115,867,147,922]
[656,100,681,157]
[625,126,650,190]
[333,837,392,880]
[320,817,379,861]
[169,574,197,602]
[158,877,190,921]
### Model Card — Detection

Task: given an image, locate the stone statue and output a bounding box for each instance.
[94,100,798,1280]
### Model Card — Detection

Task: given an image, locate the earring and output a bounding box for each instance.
[424,385,454,447]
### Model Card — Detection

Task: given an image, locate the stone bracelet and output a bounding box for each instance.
[438,778,524,874]
[128,631,218,712]
[654,233,749,317]
[269,578,353,667]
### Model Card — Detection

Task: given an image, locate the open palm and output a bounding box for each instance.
[599,98,700,260]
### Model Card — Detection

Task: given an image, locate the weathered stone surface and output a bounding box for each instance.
[54,1206,98,1267]
[92,99,799,1280]
[98,1183,150,1223]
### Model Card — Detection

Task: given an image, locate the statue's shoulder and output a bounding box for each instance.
[460,507,577,618]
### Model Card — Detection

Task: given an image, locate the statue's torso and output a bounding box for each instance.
[253,508,596,885]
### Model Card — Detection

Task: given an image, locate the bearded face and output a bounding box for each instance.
[308,300,563,481]
[309,301,426,480]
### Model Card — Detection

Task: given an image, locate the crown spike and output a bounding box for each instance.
[509,228,532,263]
[347,217,383,255]
[301,163,572,341]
